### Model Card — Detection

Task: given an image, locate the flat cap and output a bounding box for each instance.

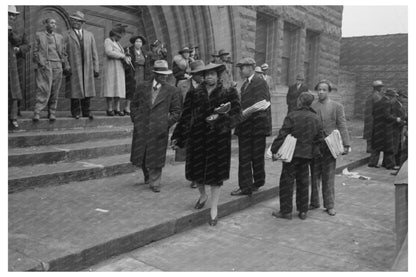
[372,80,384,87]
[236,57,256,67]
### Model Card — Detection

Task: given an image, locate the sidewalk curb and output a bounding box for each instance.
[26,156,370,271]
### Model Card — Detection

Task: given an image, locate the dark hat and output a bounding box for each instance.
[296,74,305,81]
[372,80,384,87]
[189,45,199,50]
[398,90,408,98]
[179,46,191,54]
[151,39,162,47]
[111,24,127,37]
[8,5,20,15]
[190,60,205,74]
[298,91,315,107]
[152,60,172,75]
[235,57,256,67]
[70,11,86,22]
[201,63,226,74]
[212,49,230,57]
[129,35,147,45]
[385,88,399,97]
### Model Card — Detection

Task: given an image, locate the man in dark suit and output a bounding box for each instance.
[286,74,309,114]
[130,60,182,193]
[232,57,272,196]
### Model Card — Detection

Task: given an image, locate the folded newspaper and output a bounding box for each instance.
[325,129,344,159]
[268,134,297,163]
[242,99,271,115]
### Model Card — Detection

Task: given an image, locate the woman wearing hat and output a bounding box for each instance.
[171,63,241,226]
[124,35,148,115]
[102,25,129,116]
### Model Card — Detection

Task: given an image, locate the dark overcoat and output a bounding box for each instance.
[124,45,147,100]
[130,80,182,168]
[171,83,241,184]
[63,29,99,98]
[271,107,324,159]
[286,83,309,113]
[8,30,29,100]
[234,75,272,137]
[363,90,383,139]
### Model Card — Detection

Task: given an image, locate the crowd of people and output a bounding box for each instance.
[8,7,408,226]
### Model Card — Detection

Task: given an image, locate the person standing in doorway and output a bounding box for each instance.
[363,80,384,153]
[64,11,99,120]
[32,18,68,122]
[286,74,309,114]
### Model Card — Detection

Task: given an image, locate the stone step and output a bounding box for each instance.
[8,138,132,167]
[8,126,133,148]
[8,145,241,194]
[10,112,133,132]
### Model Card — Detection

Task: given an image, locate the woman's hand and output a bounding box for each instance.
[214,102,231,114]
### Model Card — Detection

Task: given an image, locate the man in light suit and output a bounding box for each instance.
[130,60,182,193]
[309,80,351,216]
[32,18,69,122]
[231,57,272,196]
[286,74,309,114]
[64,11,99,119]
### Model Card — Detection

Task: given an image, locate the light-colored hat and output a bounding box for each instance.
[235,57,256,67]
[261,63,269,70]
[255,66,263,73]
[296,74,305,81]
[190,60,205,74]
[152,60,173,75]
[70,11,86,22]
[179,46,191,54]
[372,80,384,87]
[8,5,20,15]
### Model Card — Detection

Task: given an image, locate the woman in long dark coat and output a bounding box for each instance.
[171,63,241,226]
[124,35,147,115]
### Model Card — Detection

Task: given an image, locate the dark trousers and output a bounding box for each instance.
[382,151,396,169]
[368,149,382,167]
[238,135,266,193]
[71,97,91,117]
[279,158,310,214]
[310,149,336,209]
[9,98,18,120]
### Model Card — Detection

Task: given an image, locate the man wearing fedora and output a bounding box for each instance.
[147,39,167,79]
[64,11,99,119]
[212,49,236,88]
[32,17,69,122]
[261,63,273,90]
[363,80,384,153]
[232,57,272,196]
[286,74,309,114]
[130,60,182,193]
[8,5,30,129]
[173,46,193,102]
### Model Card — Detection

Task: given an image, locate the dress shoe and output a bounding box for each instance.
[194,197,207,209]
[114,110,124,116]
[252,187,261,192]
[308,204,320,210]
[386,166,400,170]
[89,113,94,120]
[368,164,380,168]
[272,211,292,220]
[150,186,160,193]
[326,208,336,216]
[32,113,40,122]
[208,216,218,226]
[10,120,19,129]
[230,188,252,196]
[190,182,197,188]
[106,110,115,116]
[73,115,80,119]
[48,114,56,122]
[390,171,399,176]
[123,109,131,116]
[298,212,307,220]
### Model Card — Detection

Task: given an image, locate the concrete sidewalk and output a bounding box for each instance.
[8,120,370,271]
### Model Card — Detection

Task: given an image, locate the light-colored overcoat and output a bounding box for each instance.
[130,80,182,168]
[64,29,99,98]
[102,38,126,98]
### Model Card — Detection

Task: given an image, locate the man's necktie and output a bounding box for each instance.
[241,79,249,93]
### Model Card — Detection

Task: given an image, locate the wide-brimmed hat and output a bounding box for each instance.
[70,11,86,22]
[179,46,191,54]
[189,45,199,50]
[130,35,147,45]
[235,57,256,67]
[296,74,305,81]
[385,88,399,97]
[111,24,127,37]
[201,63,226,74]
[255,66,263,73]
[261,63,269,70]
[8,5,20,15]
[212,49,230,57]
[190,60,205,74]
[152,60,172,75]
[372,80,384,87]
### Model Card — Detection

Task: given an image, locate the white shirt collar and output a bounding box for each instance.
[247,73,255,83]
[152,79,161,89]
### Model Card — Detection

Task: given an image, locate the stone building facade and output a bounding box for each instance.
[340,34,408,118]
[11,5,343,129]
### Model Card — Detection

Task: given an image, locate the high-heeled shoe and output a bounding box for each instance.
[114,110,124,116]
[194,197,207,209]
[208,216,218,226]
[106,110,115,116]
